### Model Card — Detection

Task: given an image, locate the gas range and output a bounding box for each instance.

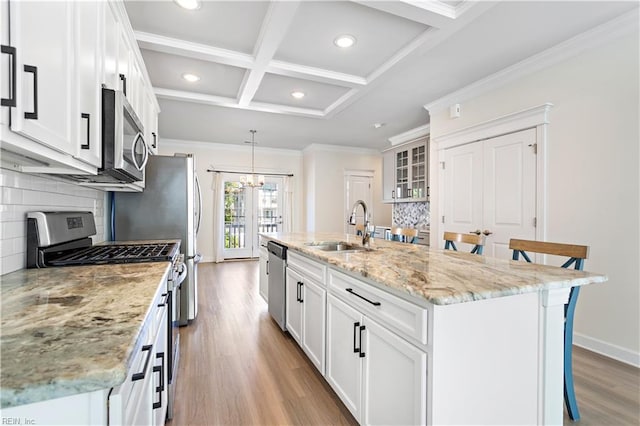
[26,212,179,268]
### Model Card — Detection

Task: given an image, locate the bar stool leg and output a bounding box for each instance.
[564,287,581,421]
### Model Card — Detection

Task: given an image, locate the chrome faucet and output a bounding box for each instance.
[348,200,371,248]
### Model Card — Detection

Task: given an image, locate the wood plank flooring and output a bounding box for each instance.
[169,261,639,425]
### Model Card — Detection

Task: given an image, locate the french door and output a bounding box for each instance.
[222,176,284,259]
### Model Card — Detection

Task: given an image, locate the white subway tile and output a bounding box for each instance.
[1,253,25,275]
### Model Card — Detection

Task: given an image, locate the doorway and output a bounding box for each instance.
[222,176,284,259]
[344,171,373,234]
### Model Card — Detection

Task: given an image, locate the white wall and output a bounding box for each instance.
[429,31,639,364]
[159,139,303,262]
[303,145,392,233]
[0,168,106,275]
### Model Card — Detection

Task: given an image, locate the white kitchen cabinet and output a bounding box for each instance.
[285,267,303,344]
[110,282,169,426]
[326,292,427,425]
[259,245,269,302]
[8,0,74,155]
[74,0,102,168]
[0,0,159,182]
[362,316,427,425]
[382,136,429,203]
[285,251,327,374]
[326,294,363,420]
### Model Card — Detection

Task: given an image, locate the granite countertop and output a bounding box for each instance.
[0,261,171,409]
[261,232,607,306]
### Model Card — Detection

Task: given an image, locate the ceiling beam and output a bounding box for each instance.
[352,0,457,28]
[237,1,301,107]
[266,60,367,88]
[155,87,324,118]
[135,31,254,69]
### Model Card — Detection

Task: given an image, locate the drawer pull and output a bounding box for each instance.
[346,288,381,306]
[153,352,164,409]
[132,344,153,381]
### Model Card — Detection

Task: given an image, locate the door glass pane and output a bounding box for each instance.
[258,182,280,233]
[224,182,246,249]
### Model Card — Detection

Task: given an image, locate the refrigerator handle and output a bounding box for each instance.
[195,173,202,235]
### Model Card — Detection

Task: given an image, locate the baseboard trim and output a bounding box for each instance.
[574,333,640,368]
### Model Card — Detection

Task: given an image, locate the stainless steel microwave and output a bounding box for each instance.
[99,88,148,183]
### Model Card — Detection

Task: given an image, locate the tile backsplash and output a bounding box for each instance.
[392,202,430,229]
[0,168,106,275]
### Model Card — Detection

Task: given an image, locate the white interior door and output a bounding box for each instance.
[222,176,283,259]
[345,173,373,234]
[483,128,537,258]
[443,129,537,258]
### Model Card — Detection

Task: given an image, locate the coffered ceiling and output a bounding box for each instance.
[124,1,637,150]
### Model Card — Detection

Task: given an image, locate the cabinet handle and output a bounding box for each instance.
[80,113,90,149]
[119,73,127,96]
[153,351,165,409]
[391,190,395,200]
[353,321,360,353]
[24,65,38,119]
[152,131,157,148]
[132,344,153,381]
[296,281,304,303]
[359,325,366,358]
[299,282,303,303]
[427,186,430,198]
[157,293,168,307]
[1,45,16,107]
[266,260,269,276]
[345,288,381,306]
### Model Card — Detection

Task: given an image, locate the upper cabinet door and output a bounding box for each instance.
[74,0,102,167]
[9,0,74,154]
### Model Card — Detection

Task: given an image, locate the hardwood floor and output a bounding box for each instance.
[169,260,357,425]
[170,261,639,425]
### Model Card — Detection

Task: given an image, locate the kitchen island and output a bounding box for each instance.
[261,232,606,425]
[0,261,171,424]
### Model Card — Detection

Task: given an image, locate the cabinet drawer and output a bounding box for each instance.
[288,251,326,285]
[328,269,428,346]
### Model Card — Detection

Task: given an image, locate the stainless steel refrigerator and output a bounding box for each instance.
[112,154,202,325]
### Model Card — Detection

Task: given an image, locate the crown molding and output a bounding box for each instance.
[432,103,553,149]
[424,8,639,114]
[160,138,303,156]
[303,143,380,155]
[388,124,430,146]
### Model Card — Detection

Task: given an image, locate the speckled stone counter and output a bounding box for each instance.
[0,262,171,408]
[261,232,607,306]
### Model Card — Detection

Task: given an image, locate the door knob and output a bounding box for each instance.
[483,230,493,236]
[469,229,482,235]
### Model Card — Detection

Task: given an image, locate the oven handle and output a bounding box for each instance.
[174,262,187,286]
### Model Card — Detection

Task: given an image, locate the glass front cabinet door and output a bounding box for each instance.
[386,136,429,202]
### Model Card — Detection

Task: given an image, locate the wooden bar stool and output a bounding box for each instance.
[390,226,419,244]
[443,232,486,254]
[509,238,589,422]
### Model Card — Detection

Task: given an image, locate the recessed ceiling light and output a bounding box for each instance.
[174,0,200,10]
[334,35,356,48]
[291,91,305,99]
[182,73,200,83]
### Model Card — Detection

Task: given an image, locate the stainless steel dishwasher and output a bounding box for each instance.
[267,241,287,331]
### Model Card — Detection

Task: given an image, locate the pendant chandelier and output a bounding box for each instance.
[240,129,265,188]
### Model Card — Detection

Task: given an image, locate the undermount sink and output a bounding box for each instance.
[305,241,371,253]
